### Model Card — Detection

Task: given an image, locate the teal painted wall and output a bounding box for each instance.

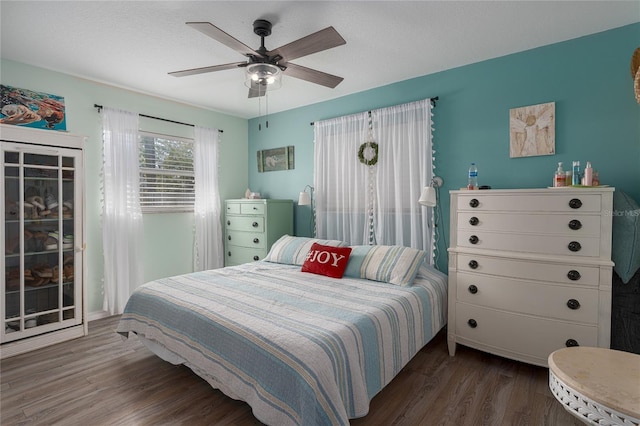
[1,59,249,315]
[248,23,640,271]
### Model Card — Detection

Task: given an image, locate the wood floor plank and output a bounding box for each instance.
[1,315,586,425]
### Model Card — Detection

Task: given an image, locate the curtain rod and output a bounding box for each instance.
[309,96,438,126]
[93,104,223,133]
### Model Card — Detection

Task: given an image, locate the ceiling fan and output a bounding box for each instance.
[169,19,346,98]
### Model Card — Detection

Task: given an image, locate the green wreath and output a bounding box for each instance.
[358,141,379,166]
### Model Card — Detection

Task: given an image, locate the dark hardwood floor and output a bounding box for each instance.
[1,316,582,425]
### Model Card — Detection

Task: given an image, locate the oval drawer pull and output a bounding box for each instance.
[469,216,479,226]
[227,251,231,257]
[253,238,260,244]
[565,339,579,347]
[568,219,582,230]
[252,221,259,228]
[568,241,582,252]
[468,260,479,269]
[228,235,231,240]
[567,270,581,281]
[253,255,259,261]
[567,299,581,310]
[227,220,231,226]
[569,198,582,209]
[469,235,479,244]
[468,285,478,294]
[469,198,479,208]
[467,319,478,328]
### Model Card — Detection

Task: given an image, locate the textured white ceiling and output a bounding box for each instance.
[1,1,638,119]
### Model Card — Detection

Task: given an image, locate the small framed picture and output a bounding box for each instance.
[0,84,67,131]
[257,146,295,172]
[509,102,555,158]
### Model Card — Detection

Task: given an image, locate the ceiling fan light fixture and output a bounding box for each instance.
[245,63,282,90]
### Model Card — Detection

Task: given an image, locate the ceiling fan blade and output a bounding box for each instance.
[248,81,267,98]
[268,27,345,62]
[169,62,247,77]
[186,22,259,57]
[283,63,344,88]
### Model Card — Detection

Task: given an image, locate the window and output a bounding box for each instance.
[139,132,194,213]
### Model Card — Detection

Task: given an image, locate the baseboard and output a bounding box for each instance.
[88,310,112,322]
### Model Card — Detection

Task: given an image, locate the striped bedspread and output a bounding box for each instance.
[116,261,447,425]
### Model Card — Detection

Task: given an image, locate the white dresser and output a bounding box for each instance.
[447,188,614,367]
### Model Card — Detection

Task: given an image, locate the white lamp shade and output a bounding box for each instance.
[298,191,311,206]
[418,186,437,207]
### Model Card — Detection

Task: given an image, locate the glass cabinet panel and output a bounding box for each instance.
[2,143,82,342]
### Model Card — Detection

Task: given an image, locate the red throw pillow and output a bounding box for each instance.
[301,243,352,278]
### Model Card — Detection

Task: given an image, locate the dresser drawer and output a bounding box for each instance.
[226,203,241,214]
[456,272,599,323]
[456,253,600,286]
[226,230,267,249]
[457,212,600,236]
[457,193,602,213]
[455,303,598,364]
[240,203,265,215]
[456,230,600,257]
[226,216,265,232]
[225,245,265,266]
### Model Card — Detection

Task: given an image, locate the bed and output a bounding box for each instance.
[116,236,448,425]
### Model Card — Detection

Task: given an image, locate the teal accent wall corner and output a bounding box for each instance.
[248,23,640,272]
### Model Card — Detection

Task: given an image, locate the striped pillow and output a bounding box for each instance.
[263,235,348,266]
[344,245,426,286]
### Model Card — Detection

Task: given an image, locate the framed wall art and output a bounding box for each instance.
[257,145,295,172]
[509,101,555,158]
[0,84,67,131]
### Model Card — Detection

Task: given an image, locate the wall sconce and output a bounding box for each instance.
[418,176,444,207]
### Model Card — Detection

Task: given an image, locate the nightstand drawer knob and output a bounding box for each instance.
[468,285,478,294]
[252,222,259,228]
[568,241,581,252]
[469,235,479,244]
[569,198,582,209]
[469,216,479,226]
[253,255,259,261]
[227,220,231,226]
[468,260,479,269]
[567,270,581,281]
[565,339,579,347]
[227,251,231,257]
[469,198,479,208]
[567,299,581,310]
[568,219,582,230]
[253,238,260,244]
[228,235,231,240]
[467,319,478,328]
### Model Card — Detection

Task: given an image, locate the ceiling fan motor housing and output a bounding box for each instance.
[253,19,272,38]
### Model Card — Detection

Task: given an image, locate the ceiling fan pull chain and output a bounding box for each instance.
[258,94,262,131]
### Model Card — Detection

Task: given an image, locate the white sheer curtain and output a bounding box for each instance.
[101,107,144,315]
[314,112,370,244]
[314,99,435,262]
[372,99,433,256]
[193,126,223,271]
